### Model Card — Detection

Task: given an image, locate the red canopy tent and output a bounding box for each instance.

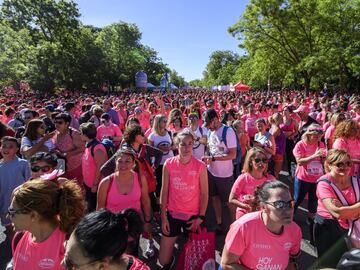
[234,82,251,92]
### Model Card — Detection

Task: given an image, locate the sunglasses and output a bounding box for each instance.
[189,117,198,121]
[31,165,52,173]
[7,207,28,218]
[334,161,352,168]
[265,200,294,209]
[253,158,268,164]
[63,256,99,270]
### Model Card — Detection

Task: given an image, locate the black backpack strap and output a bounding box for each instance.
[90,140,101,157]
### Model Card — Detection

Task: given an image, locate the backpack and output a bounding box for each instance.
[137,144,156,193]
[221,125,242,165]
[90,138,116,159]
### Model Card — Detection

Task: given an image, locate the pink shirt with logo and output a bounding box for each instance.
[316,173,359,229]
[97,124,122,141]
[333,138,360,176]
[105,172,141,213]
[293,140,326,182]
[13,227,65,270]
[82,143,107,188]
[225,211,302,270]
[231,173,276,218]
[164,156,205,218]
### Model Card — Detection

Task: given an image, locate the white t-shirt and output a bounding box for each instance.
[207,124,237,178]
[148,131,174,165]
[184,126,208,160]
[20,136,55,159]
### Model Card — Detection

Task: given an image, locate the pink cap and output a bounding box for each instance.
[294,105,310,113]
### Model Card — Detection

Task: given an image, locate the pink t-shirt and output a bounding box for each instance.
[323,121,331,132]
[293,140,326,182]
[225,211,302,270]
[82,143,107,187]
[316,173,359,229]
[324,125,335,148]
[165,156,206,218]
[231,173,276,218]
[97,124,122,141]
[14,227,65,270]
[333,138,360,176]
[242,114,258,138]
[105,172,141,213]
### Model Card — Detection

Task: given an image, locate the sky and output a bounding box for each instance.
[75,0,249,82]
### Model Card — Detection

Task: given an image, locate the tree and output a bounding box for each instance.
[203,50,239,86]
[229,0,360,93]
[170,69,186,87]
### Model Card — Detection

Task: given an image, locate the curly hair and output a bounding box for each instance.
[334,119,359,140]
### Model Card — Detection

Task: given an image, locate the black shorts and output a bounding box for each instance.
[162,212,196,238]
[208,171,234,203]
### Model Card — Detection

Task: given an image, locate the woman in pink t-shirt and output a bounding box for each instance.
[229,147,275,220]
[314,149,360,268]
[293,123,326,221]
[96,113,123,147]
[97,148,152,256]
[159,130,208,269]
[324,112,346,149]
[9,179,85,270]
[63,208,150,270]
[222,180,302,270]
[332,119,360,177]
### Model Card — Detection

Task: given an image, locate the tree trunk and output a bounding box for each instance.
[302,71,311,96]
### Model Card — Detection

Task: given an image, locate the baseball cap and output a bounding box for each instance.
[203,109,218,127]
[134,106,142,114]
[45,105,55,112]
[294,105,310,113]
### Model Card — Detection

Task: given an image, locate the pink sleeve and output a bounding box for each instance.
[333,138,347,151]
[316,180,336,200]
[293,141,305,158]
[289,225,302,256]
[231,175,245,198]
[225,220,246,256]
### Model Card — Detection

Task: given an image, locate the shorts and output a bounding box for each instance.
[208,171,234,203]
[162,212,195,237]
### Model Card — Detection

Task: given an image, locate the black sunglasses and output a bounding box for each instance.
[253,158,268,164]
[265,200,294,209]
[31,165,52,173]
[334,161,352,168]
[7,207,28,218]
[63,256,99,270]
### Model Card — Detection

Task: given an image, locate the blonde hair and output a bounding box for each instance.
[152,114,167,135]
[269,112,282,125]
[330,112,346,127]
[324,149,351,173]
[13,179,85,235]
[242,147,269,176]
[301,123,323,143]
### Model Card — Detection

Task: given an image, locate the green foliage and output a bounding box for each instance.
[227,0,360,92]
[0,0,181,92]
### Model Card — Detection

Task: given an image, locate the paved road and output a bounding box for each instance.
[137,173,318,269]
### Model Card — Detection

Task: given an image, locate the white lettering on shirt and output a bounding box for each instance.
[256,257,282,270]
[38,258,55,268]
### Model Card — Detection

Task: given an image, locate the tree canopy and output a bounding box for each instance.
[0,0,174,92]
[191,0,360,93]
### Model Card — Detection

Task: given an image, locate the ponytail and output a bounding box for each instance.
[58,180,85,235]
[74,208,143,262]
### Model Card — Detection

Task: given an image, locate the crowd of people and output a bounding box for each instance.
[0,88,359,269]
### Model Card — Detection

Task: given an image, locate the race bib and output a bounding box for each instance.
[307,160,323,176]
